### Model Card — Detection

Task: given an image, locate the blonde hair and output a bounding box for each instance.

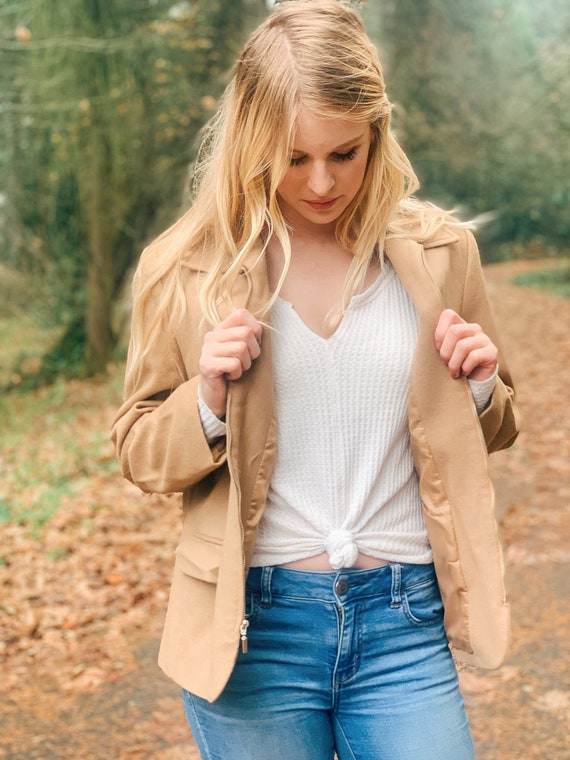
[130,0,461,376]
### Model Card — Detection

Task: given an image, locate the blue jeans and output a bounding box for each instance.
[182,563,475,760]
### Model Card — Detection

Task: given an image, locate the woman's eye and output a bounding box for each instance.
[289,147,358,167]
[332,147,357,162]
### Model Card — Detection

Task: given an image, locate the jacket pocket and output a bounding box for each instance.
[175,532,223,584]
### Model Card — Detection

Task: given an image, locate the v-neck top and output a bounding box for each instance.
[250,261,433,569]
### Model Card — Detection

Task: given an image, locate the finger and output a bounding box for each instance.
[458,342,498,379]
[205,326,261,355]
[438,321,483,367]
[219,308,263,345]
[434,309,464,350]
[447,334,497,379]
[206,323,262,360]
[201,337,255,372]
[462,352,498,381]
[200,354,246,381]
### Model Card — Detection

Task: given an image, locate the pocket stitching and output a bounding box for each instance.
[401,588,444,627]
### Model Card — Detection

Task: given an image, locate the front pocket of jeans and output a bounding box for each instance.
[402,579,444,627]
[244,588,261,624]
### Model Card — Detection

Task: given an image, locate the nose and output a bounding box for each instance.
[307,161,334,197]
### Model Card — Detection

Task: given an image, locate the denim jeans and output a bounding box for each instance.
[182,563,475,760]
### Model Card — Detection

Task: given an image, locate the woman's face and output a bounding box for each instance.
[277,108,372,233]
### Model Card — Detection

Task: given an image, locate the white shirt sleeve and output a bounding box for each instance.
[468,365,499,414]
[197,387,227,442]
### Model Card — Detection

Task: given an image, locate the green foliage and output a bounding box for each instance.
[2,0,568,384]
[0,0,260,378]
[33,317,87,386]
[512,262,570,299]
[0,367,124,534]
[0,270,81,389]
[367,0,570,255]
[0,482,74,534]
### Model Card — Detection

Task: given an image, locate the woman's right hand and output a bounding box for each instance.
[199,308,263,419]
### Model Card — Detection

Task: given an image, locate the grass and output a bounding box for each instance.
[512,260,570,299]
[0,351,125,535]
[0,283,128,533]
[0,313,63,387]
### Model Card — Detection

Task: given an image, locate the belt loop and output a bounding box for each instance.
[260,566,273,608]
[390,563,402,608]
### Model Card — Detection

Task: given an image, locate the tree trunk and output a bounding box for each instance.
[84,132,116,374]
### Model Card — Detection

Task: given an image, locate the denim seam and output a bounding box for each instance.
[332,715,358,760]
[182,690,214,760]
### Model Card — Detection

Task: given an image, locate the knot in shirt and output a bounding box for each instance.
[326,529,359,569]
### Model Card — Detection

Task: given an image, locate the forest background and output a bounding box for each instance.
[0,0,568,381]
[0,1,569,756]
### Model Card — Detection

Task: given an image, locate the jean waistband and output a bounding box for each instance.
[246,562,436,606]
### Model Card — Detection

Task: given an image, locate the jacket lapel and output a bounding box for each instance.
[224,252,276,544]
[385,237,447,402]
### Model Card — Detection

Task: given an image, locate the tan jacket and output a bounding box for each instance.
[112,226,520,702]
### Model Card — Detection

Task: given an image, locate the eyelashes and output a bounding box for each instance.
[333,147,358,162]
[289,146,358,167]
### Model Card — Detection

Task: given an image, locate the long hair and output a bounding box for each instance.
[129,0,461,377]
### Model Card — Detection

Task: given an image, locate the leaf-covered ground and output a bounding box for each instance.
[0,260,568,759]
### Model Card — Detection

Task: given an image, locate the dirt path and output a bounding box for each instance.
[460,260,570,759]
[1,260,569,759]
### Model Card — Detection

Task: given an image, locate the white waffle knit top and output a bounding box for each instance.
[251,261,431,568]
[197,261,497,570]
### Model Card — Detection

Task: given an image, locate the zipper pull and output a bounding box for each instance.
[239,619,249,654]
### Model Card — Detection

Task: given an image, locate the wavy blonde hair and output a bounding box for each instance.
[130,0,462,375]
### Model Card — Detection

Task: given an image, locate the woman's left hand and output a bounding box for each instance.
[435,308,498,381]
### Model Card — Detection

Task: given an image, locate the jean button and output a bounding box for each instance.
[335,579,349,596]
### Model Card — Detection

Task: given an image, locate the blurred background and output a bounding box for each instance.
[0,0,568,384]
[0,2,568,758]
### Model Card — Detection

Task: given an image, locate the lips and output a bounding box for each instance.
[305,197,340,211]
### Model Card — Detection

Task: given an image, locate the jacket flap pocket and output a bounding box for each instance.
[175,533,222,584]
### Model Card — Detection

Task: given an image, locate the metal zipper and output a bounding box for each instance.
[225,385,249,656]
[239,618,250,653]
[227,265,254,656]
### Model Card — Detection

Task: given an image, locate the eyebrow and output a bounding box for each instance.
[292,133,366,154]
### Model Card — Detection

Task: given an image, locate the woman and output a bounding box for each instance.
[112,1,519,757]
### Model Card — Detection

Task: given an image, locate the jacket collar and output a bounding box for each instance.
[181,227,460,316]
[181,242,265,274]
[385,226,459,314]
[181,226,459,267]
[385,237,444,315]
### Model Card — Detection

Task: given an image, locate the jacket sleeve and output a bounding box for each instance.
[460,230,521,453]
[111,269,227,495]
